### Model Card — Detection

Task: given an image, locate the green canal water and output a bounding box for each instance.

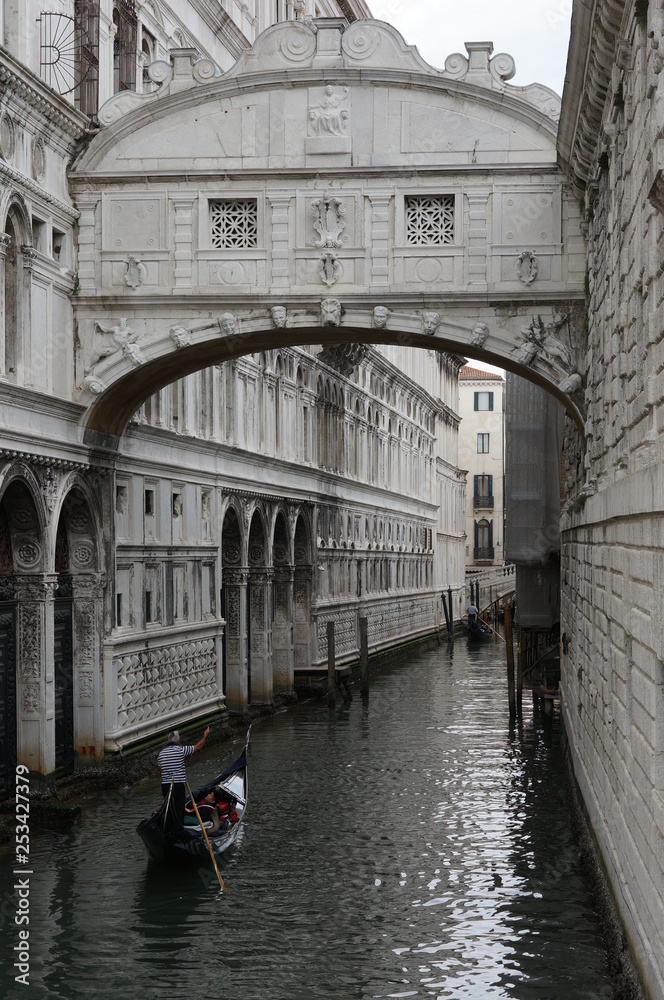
[0,641,615,999]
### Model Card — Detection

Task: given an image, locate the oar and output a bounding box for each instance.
[185,779,225,892]
[479,615,505,641]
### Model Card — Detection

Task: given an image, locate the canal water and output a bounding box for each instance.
[0,641,615,1000]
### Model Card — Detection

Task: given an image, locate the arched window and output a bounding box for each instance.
[2,215,18,383]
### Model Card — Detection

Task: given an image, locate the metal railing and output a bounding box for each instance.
[473,494,494,509]
[473,546,495,561]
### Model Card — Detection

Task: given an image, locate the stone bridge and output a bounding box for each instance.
[70,18,587,444]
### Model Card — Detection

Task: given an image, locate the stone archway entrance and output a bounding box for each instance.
[0,506,16,790]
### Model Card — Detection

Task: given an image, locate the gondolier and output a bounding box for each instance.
[157,726,210,830]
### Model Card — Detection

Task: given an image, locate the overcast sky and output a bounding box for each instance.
[369,0,573,96]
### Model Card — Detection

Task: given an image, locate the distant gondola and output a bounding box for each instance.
[137,727,250,865]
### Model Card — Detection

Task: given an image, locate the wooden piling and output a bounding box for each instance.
[327,621,336,708]
[360,616,369,696]
[516,625,523,718]
[504,603,516,721]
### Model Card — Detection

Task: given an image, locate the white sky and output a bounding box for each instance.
[369,0,573,96]
[368,1,573,375]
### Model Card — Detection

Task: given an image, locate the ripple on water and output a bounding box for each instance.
[0,645,615,1000]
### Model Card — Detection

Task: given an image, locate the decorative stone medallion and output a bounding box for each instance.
[0,112,15,162]
[31,136,46,182]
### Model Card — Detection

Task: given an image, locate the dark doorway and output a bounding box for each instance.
[0,602,17,791]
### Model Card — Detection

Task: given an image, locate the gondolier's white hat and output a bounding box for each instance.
[168,730,180,743]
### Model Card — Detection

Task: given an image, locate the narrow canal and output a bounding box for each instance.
[1,640,615,1000]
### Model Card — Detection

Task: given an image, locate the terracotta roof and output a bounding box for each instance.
[459,366,504,381]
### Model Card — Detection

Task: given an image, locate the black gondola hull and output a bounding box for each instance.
[137,729,250,866]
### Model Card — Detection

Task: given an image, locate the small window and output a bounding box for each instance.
[210,199,258,248]
[145,590,153,623]
[32,218,47,254]
[474,391,494,411]
[116,593,123,626]
[477,433,490,454]
[172,492,182,518]
[116,485,128,515]
[405,194,455,245]
[144,489,154,515]
[52,228,66,263]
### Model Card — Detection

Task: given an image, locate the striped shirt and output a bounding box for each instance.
[157,743,195,784]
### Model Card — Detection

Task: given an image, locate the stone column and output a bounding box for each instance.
[272,567,294,693]
[223,568,248,713]
[72,573,105,758]
[19,246,36,387]
[15,575,57,775]
[294,566,312,671]
[0,233,10,380]
[249,568,273,703]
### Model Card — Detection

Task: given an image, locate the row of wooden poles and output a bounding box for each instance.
[324,599,525,720]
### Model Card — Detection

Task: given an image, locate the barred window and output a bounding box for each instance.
[210,200,258,249]
[405,195,455,245]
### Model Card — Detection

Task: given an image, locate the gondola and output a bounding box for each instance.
[137,727,251,864]
[466,624,493,642]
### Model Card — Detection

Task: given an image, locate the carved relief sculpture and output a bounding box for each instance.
[319,253,342,286]
[373,305,390,329]
[515,250,539,286]
[270,306,288,329]
[422,311,440,335]
[88,318,140,370]
[123,256,147,289]
[309,86,350,136]
[170,325,192,349]
[312,197,346,248]
[321,298,342,326]
[470,323,490,348]
[219,312,238,337]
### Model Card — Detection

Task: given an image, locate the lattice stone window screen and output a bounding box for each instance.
[405,195,455,245]
[210,199,258,248]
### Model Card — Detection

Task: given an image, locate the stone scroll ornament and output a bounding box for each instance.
[123,256,147,289]
[312,197,346,248]
[515,251,539,286]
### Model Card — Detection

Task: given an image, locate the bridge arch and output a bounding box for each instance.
[69,18,586,447]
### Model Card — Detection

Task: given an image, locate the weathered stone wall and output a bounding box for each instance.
[559,5,664,997]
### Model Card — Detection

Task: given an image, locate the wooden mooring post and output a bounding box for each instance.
[360,616,369,696]
[504,601,516,721]
[327,621,336,708]
[516,626,523,718]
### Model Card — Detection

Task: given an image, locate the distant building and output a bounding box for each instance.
[458,367,505,569]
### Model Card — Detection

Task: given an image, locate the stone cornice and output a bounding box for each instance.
[557,0,627,187]
[336,0,373,21]
[0,160,80,221]
[0,49,89,141]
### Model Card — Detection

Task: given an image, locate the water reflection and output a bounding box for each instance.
[0,644,613,1000]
